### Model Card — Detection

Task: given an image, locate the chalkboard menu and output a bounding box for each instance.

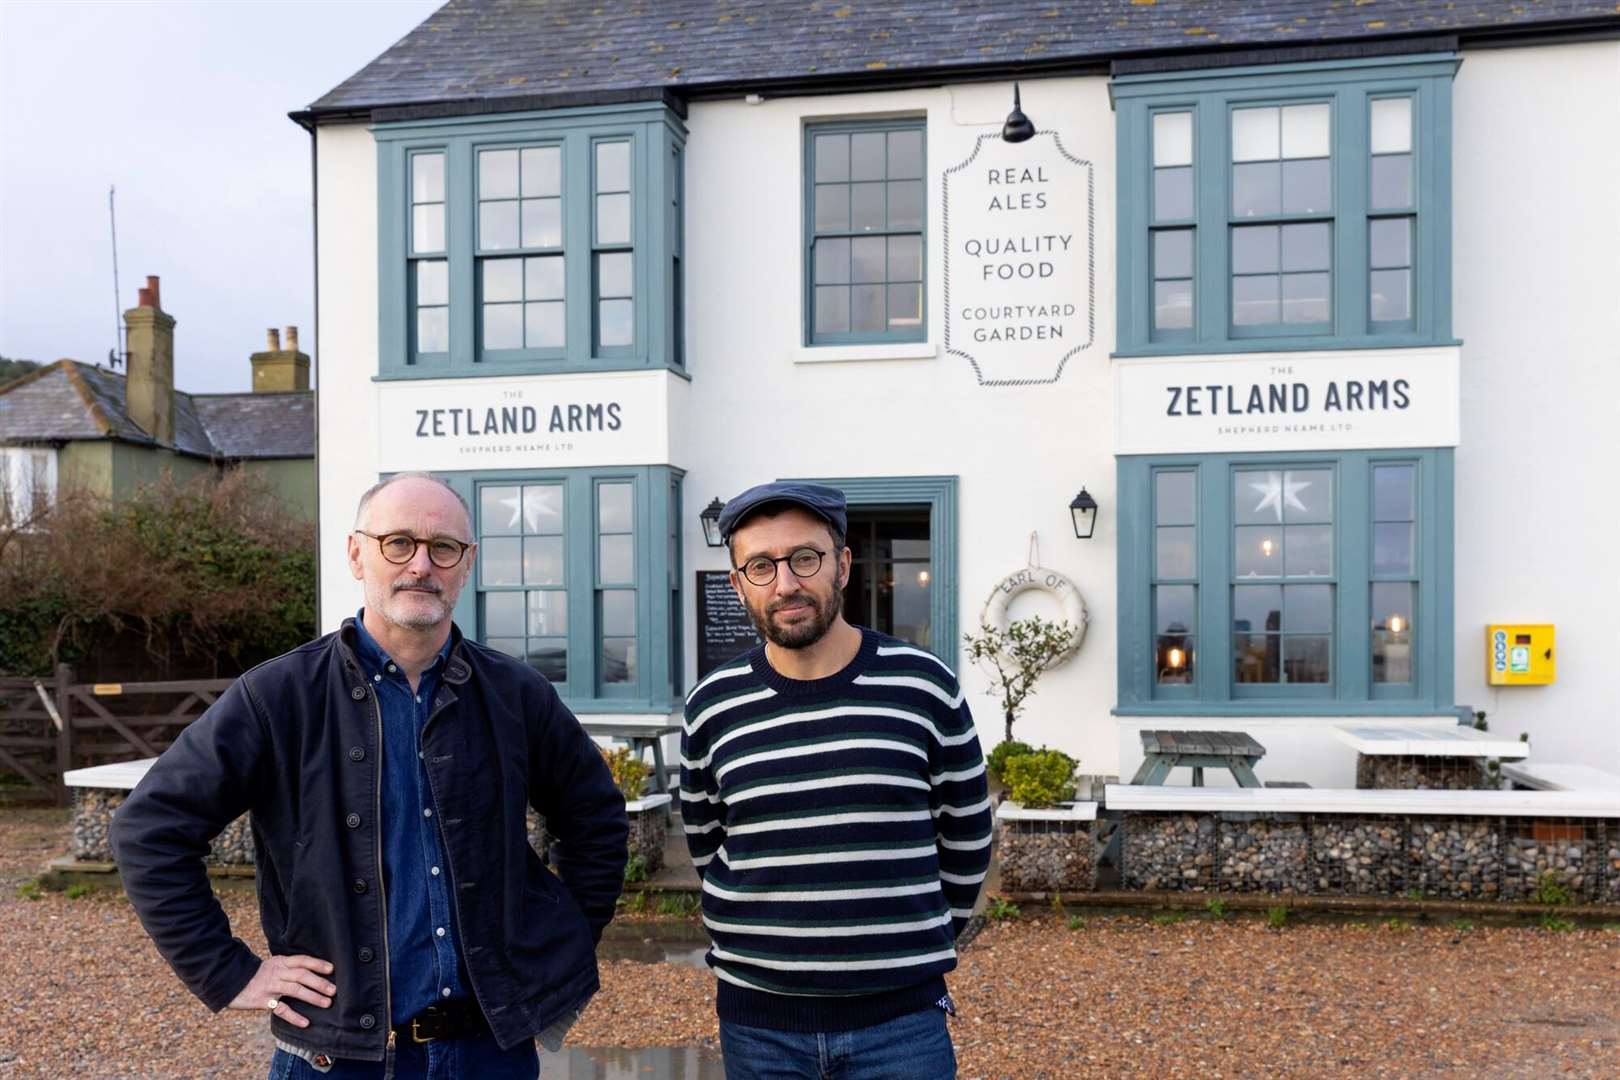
[696,571,763,678]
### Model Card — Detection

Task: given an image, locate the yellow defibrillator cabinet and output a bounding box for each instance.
[1485,624,1555,685]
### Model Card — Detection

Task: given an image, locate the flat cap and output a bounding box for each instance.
[717,481,848,543]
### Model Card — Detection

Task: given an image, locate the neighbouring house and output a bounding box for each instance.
[293,1,1619,781]
[0,276,315,518]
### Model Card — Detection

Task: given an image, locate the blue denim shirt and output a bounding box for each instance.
[353,611,468,1026]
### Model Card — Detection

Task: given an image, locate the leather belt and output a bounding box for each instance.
[394,999,489,1044]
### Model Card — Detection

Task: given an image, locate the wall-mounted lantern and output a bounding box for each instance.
[1002,83,1035,144]
[700,498,726,547]
[1069,488,1099,539]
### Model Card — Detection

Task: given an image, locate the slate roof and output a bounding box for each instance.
[305,0,1620,117]
[0,361,313,460]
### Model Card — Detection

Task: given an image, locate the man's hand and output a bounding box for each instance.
[228,955,336,1028]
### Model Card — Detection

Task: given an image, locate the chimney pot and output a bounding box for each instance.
[285,326,299,352]
[267,328,281,351]
[144,275,161,310]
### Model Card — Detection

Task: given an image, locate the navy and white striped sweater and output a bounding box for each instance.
[680,628,993,1032]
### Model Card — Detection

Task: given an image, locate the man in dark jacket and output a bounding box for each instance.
[111,473,628,1078]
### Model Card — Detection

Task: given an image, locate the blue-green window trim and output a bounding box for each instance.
[786,475,958,669]
[1112,54,1459,358]
[376,103,688,381]
[1115,449,1455,716]
[436,465,685,713]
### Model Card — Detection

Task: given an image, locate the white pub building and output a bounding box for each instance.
[297,0,1620,785]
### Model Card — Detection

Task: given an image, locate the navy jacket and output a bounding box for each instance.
[110,619,628,1061]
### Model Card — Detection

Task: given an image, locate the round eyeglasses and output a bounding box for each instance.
[355,530,472,569]
[736,546,825,587]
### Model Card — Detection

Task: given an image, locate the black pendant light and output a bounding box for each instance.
[1002,83,1035,144]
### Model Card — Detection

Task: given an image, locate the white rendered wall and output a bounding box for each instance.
[1450,42,1620,765]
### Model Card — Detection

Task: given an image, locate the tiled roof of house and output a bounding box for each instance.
[0,361,313,460]
[305,0,1620,116]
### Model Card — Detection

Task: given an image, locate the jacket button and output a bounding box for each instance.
[358,946,374,963]
[349,746,365,762]
[346,813,361,829]
[352,878,367,894]
[359,1013,376,1030]
[350,687,366,701]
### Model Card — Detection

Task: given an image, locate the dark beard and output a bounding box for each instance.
[746,585,843,650]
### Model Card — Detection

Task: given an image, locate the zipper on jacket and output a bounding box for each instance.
[371,691,393,1054]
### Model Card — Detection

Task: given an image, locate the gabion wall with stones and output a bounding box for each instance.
[73,788,254,865]
[1312,817,1407,895]
[1501,819,1604,903]
[1356,755,1496,791]
[1608,826,1620,903]
[529,805,665,875]
[1409,816,1500,899]
[996,818,1096,892]
[1121,813,1216,891]
[1217,815,1310,893]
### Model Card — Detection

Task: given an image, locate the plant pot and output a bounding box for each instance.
[994,800,1099,892]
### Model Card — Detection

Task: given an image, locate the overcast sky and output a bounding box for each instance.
[1,0,443,392]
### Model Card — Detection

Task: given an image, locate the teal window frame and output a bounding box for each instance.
[376,103,687,380]
[803,117,928,347]
[785,475,958,668]
[437,465,685,713]
[1116,449,1455,716]
[1113,54,1458,357]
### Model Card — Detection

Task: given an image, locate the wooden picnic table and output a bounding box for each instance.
[1129,729,1267,788]
[580,721,682,815]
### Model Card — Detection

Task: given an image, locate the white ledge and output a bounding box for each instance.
[794,342,938,365]
[1104,784,1620,818]
[996,800,1098,822]
[626,793,672,812]
[1331,724,1529,758]
[64,758,156,791]
[1500,763,1620,792]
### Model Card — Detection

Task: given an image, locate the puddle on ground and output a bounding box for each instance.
[539,1045,726,1079]
[596,934,710,969]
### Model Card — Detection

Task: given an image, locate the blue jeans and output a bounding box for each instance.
[268,1033,538,1080]
[719,1007,956,1080]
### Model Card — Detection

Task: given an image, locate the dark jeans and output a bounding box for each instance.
[268,1033,538,1080]
[719,1007,956,1080]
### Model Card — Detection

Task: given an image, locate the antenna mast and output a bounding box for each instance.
[108,185,124,369]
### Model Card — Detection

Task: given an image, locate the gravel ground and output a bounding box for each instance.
[6,809,1619,1079]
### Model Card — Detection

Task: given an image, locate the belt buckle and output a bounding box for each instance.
[410,1017,436,1044]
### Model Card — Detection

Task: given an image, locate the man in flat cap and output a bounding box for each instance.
[680,481,992,1079]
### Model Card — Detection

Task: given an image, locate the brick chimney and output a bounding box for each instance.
[250,324,310,393]
[124,275,175,444]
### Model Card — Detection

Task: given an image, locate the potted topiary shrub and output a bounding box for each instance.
[994,747,1099,893]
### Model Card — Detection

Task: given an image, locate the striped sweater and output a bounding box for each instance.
[680,628,993,1032]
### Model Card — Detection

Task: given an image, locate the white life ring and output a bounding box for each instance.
[979,566,1089,666]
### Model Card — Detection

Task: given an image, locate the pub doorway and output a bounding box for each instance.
[842,508,933,650]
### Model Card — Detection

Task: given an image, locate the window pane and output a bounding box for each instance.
[480,201,519,250]
[526,590,566,636]
[527,640,567,683]
[601,589,636,636]
[484,591,524,636]
[1232,162,1281,217]
[596,141,630,191]
[1234,525,1283,578]
[521,146,562,197]
[523,536,564,585]
[888,181,924,230]
[1153,111,1192,167]
[1369,218,1410,269]
[1155,471,1196,526]
[525,256,565,301]
[814,185,849,232]
[521,199,562,248]
[1235,471,1279,525]
[1233,584,1282,633]
[1281,273,1331,324]
[481,537,521,585]
[598,252,633,298]
[601,638,637,684]
[851,182,885,231]
[599,534,633,583]
[1373,522,1415,576]
[1281,104,1330,159]
[1154,167,1192,221]
[1370,270,1411,322]
[814,134,849,183]
[1156,584,1196,634]
[598,483,633,531]
[598,300,632,347]
[1154,280,1193,330]
[417,260,448,305]
[1234,633,1279,683]
[1232,275,1280,325]
[1371,581,1414,684]
[851,236,885,284]
[1285,469,1333,523]
[1232,107,1279,163]
[1156,526,1197,578]
[851,284,885,333]
[814,286,851,333]
[1371,154,1412,210]
[888,130,924,179]
[1284,524,1334,577]
[596,193,631,245]
[487,637,525,659]
[815,238,850,284]
[1372,464,1415,521]
[1370,98,1413,154]
[525,303,564,348]
[412,153,444,203]
[523,484,564,533]
[412,204,445,254]
[481,485,522,534]
[1281,223,1330,272]
[888,235,922,281]
[483,258,523,302]
[1154,229,1193,279]
[1284,584,1333,631]
[417,306,448,352]
[850,131,886,181]
[483,303,523,349]
[480,149,519,200]
[887,284,922,329]
[1232,226,1279,274]
[1281,158,1331,215]
[1282,636,1331,682]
